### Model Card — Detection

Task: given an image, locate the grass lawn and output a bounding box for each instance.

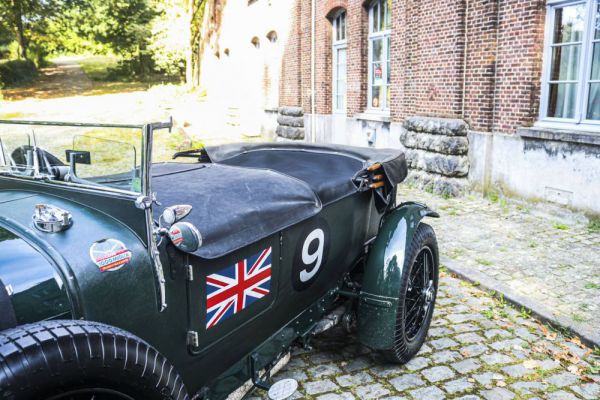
[74,55,120,81]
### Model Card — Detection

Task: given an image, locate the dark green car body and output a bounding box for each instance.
[0,120,437,399]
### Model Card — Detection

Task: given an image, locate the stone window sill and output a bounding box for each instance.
[354,112,391,123]
[517,127,600,146]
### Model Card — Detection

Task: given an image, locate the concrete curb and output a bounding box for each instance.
[441,256,600,349]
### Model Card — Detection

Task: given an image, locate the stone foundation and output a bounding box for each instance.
[401,117,470,196]
[276,107,305,140]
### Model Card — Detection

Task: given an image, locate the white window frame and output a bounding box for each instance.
[367,0,391,114]
[332,11,347,114]
[538,0,600,131]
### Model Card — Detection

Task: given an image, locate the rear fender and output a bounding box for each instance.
[357,202,438,350]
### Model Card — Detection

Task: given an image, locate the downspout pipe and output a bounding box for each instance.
[461,0,469,118]
[311,0,317,143]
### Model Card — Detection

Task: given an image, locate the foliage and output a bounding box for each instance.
[0,0,81,60]
[0,59,37,86]
[0,0,213,84]
[0,25,13,59]
[553,222,570,231]
[149,0,188,79]
[93,0,157,76]
[41,2,108,56]
[587,218,600,232]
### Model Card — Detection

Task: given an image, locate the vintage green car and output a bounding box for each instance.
[0,119,439,400]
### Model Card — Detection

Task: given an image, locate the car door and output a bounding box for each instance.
[184,234,282,360]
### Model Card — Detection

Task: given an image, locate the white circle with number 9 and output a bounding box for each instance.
[299,228,325,283]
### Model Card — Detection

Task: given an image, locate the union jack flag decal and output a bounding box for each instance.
[206,247,272,329]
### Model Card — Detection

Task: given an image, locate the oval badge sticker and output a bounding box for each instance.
[90,239,132,272]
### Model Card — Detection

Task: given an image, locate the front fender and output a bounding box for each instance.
[357,202,438,350]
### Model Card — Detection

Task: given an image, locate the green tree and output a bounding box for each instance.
[149,0,187,79]
[0,0,79,60]
[94,0,157,75]
[42,2,106,55]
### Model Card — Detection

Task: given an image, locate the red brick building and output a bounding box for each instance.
[201,0,600,213]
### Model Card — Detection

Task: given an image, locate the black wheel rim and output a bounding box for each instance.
[47,388,135,400]
[403,246,435,342]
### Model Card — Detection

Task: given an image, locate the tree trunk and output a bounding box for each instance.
[11,0,27,59]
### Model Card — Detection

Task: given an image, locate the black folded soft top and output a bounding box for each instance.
[153,143,407,259]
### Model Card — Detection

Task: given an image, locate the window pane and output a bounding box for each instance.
[372,39,383,61]
[372,63,383,85]
[387,61,391,84]
[379,0,386,31]
[588,83,600,120]
[547,83,578,118]
[338,47,347,64]
[596,4,600,40]
[371,86,383,108]
[341,13,346,40]
[387,36,391,84]
[592,43,600,80]
[550,45,581,81]
[553,5,585,43]
[371,3,379,32]
[386,85,391,108]
[385,0,392,30]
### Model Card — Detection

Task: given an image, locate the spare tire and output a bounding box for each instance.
[0,320,189,400]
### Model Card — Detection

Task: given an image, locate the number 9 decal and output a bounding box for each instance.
[293,219,330,291]
[300,228,325,282]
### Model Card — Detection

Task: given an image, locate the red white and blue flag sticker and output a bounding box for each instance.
[206,247,272,329]
[90,239,132,272]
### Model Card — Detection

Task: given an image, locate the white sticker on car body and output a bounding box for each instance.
[90,239,132,272]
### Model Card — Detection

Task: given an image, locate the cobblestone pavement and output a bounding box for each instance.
[399,187,600,345]
[252,273,600,400]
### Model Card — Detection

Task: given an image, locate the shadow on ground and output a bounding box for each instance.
[1,60,159,101]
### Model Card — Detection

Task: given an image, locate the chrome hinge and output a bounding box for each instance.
[187,331,199,347]
[186,265,194,281]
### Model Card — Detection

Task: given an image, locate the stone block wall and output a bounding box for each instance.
[276,106,305,140]
[401,116,469,196]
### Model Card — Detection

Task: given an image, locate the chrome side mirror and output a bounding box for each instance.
[161,205,193,225]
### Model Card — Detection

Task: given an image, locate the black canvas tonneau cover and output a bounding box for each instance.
[153,143,407,259]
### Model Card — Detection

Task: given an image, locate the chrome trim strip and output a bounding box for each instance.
[0,175,140,199]
[142,123,167,312]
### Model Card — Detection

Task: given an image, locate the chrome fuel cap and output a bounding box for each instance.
[32,204,73,233]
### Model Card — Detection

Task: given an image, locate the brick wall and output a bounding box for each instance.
[280,0,302,106]
[280,0,547,135]
[463,0,500,132]
[491,0,546,133]
[392,0,466,121]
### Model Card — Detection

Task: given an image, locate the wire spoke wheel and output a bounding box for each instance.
[380,223,439,365]
[404,246,435,341]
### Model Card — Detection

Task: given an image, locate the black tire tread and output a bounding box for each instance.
[0,319,189,400]
[380,222,439,364]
